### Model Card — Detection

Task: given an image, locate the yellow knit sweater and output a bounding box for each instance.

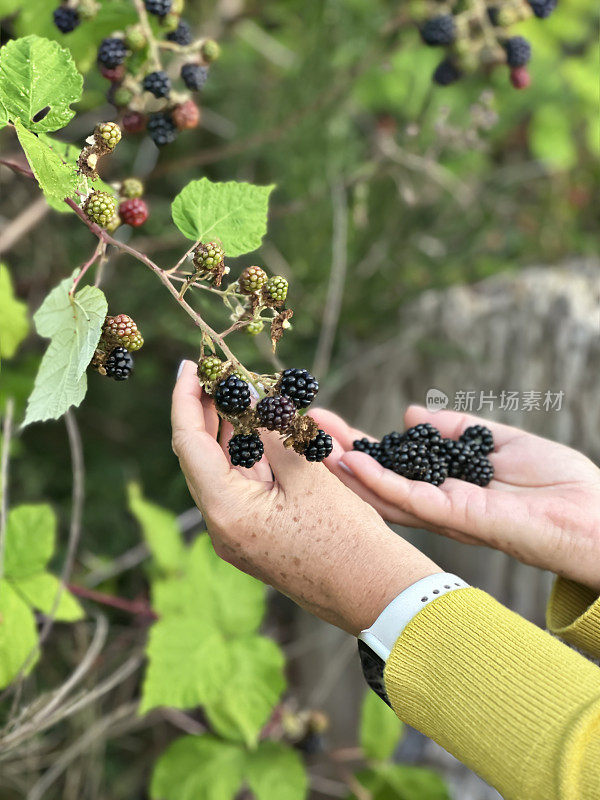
[384,578,600,799]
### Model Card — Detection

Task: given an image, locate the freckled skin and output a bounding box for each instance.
[171,362,440,635]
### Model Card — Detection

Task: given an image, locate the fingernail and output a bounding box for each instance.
[339,459,355,476]
[176,360,186,380]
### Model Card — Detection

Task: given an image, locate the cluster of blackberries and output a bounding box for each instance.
[419,0,557,89]
[210,367,331,468]
[93,314,144,381]
[353,423,495,487]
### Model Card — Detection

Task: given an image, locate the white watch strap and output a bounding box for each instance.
[358,572,469,661]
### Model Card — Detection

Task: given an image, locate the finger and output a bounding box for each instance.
[341,450,516,546]
[171,360,232,503]
[404,405,523,449]
[324,438,423,527]
[261,429,322,489]
[201,392,220,440]
[310,408,375,451]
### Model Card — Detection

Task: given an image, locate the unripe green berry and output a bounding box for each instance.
[265,275,288,304]
[246,319,264,336]
[121,177,145,199]
[112,87,133,107]
[84,191,118,227]
[94,121,121,150]
[125,25,146,51]
[161,12,180,32]
[198,355,223,381]
[106,213,121,233]
[171,0,184,14]
[201,39,221,63]
[193,242,225,274]
[239,266,268,294]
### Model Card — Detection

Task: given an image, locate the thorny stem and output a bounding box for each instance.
[67,583,157,619]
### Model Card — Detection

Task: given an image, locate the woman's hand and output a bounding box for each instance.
[171,362,440,635]
[313,406,600,592]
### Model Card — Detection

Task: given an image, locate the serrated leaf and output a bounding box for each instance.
[23,272,107,426]
[13,573,84,621]
[205,635,286,746]
[0,99,7,129]
[140,615,224,714]
[0,35,83,132]
[3,504,55,578]
[0,263,29,359]
[127,483,184,575]
[246,741,308,800]
[151,735,246,800]
[38,133,112,211]
[171,178,275,256]
[0,579,38,688]
[152,536,265,635]
[15,122,78,208]
[360,690,403,762]
[349,765,451,800]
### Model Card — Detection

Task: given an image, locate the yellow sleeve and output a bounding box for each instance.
[547,577,600,659]
[383,587,600,800]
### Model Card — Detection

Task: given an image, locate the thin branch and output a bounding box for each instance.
[312,180,348,377]
[69,241,105,296]
[0,398,15,581]
[67,584,156,619]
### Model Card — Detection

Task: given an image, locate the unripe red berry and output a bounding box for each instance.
[100,64,126,82]
[119,198,149,227]
[510,66,531,89]
[172,99,201,130]
[121,111,147,133]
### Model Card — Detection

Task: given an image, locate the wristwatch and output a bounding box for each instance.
[358,573,469,705]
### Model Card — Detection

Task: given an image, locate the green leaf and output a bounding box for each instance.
[3,504,55,578]
[0,99,7,130]
[23,272,107,426]
[349,765,451,800]
[530,105,577,170]
[15,122,78,208]
[0,263,29,359]
[127,482,184,574]
[171,178,275,256]
[152,536,266,636]
[246,741,308,800]
[151,735,246,800]
[359,690,403,761]
[13,573,84,621]
[0,35,83,132]
[38,133,112,209]
[205,635,286,746]
[0,579,38,688]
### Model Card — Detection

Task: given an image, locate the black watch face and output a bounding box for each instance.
[358,640,391,707]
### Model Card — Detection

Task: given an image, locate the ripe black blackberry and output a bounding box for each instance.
[181,63,208,91]
[167,20,192,45]
[404,423,442,450]
[53,6,80,32]
[304,430,333,462]
[353,439,383,464]
[278,368,319,409]
[395,441,447,486]
[527,0,557,18]
[97,38,128,69]
[432,59,462,86]
[380,431,406,450]
[440,438,475,478]
[420,15,455,46]
[147,112,177,146]
[256,395,296,432]
[143,70,171,98]
[504,36,532,67]
[459,425,494,456]
[229,433,264,468]
[463,456,494,487]
[144,0,171,16]
[105,347,134,381]
[214,375,251,414]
